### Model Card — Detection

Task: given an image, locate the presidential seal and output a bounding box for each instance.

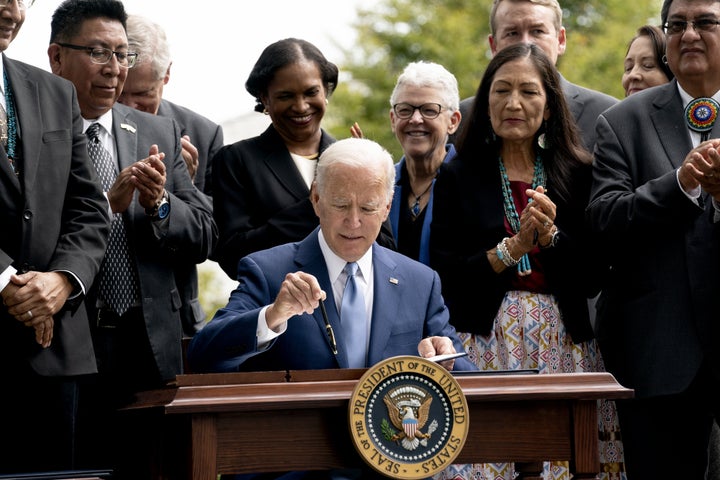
[348,355,469,479]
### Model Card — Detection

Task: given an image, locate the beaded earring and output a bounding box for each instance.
[537,121,549,150]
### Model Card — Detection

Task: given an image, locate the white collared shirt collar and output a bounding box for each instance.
[83,110,114,137]
[318,229,373,286]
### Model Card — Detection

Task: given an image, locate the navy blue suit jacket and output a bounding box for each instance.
[188,228,474,373]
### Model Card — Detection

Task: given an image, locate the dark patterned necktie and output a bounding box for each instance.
[86,122,139,315]
[341,262,367,368]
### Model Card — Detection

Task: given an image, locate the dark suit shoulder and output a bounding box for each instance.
[158,99,221,130]
[114,102,182,138]
[563,80,618,111]
[114,101,172,124]
[216,124,335,161]
[600,83,672,121]
[376,244,434,274]
[5,56,77,94]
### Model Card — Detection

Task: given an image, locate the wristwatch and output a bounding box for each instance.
[145,190,170,219]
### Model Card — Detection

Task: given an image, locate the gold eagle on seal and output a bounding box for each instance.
[383,385,438,451]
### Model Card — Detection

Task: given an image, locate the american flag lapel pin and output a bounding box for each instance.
[389,277,399,285]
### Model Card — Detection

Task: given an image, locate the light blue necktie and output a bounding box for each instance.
[341,262,367,368]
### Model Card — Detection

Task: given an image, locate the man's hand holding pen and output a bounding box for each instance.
[265,271,325,332]
[264,270,464,369]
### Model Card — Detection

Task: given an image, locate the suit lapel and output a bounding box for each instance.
[4,59,36,193]
[366,246,401,366]
[650,82,693,170]
[111,108,141,222]
[112,108,138,172]
[259,126,310,199]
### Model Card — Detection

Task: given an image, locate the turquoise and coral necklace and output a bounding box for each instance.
[498,156,546,276]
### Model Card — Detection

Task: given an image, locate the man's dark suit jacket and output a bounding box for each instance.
[86,103,216,382]
[188,228,475,373]
[157,98,224,335]
[0,55,109,377]
[453,76,617,152]
[587,80,720,399]
[211,124,395,279]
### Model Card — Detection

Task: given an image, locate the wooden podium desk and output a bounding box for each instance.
[125,370,632,480]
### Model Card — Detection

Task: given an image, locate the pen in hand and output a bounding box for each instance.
[319,298,338,355]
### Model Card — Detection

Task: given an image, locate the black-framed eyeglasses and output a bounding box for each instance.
[393,103,443,119]
[57,43,138,68]
[663,18,720,35]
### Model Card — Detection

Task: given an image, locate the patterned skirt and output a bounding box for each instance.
[434,290,626,480]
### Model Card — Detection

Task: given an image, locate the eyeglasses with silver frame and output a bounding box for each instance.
[663,18,720,35]
[393,103,443,120]
[57,42,138,69]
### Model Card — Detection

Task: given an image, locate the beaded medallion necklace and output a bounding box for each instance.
[498,156,546,276]
[4,70,18,174]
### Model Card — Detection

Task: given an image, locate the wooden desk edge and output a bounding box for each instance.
[125,372,633,415]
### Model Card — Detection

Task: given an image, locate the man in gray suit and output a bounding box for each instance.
[454,0,617,152]
[0,0,110,474]
[119,13,225,336]
[587,0,720,477]
[47,0,216,476]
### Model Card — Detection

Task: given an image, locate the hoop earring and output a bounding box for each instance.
[537,121,549,150]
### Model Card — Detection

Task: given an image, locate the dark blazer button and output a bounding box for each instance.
[23,210,32,220]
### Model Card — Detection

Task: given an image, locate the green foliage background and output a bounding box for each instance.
[321,0,663,161]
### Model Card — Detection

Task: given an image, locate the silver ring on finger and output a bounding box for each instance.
[27,310,33,320]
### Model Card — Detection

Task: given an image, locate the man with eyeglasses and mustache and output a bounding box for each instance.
[47,0,216,477]
[587,0,720,478]
[0,0,111,475]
